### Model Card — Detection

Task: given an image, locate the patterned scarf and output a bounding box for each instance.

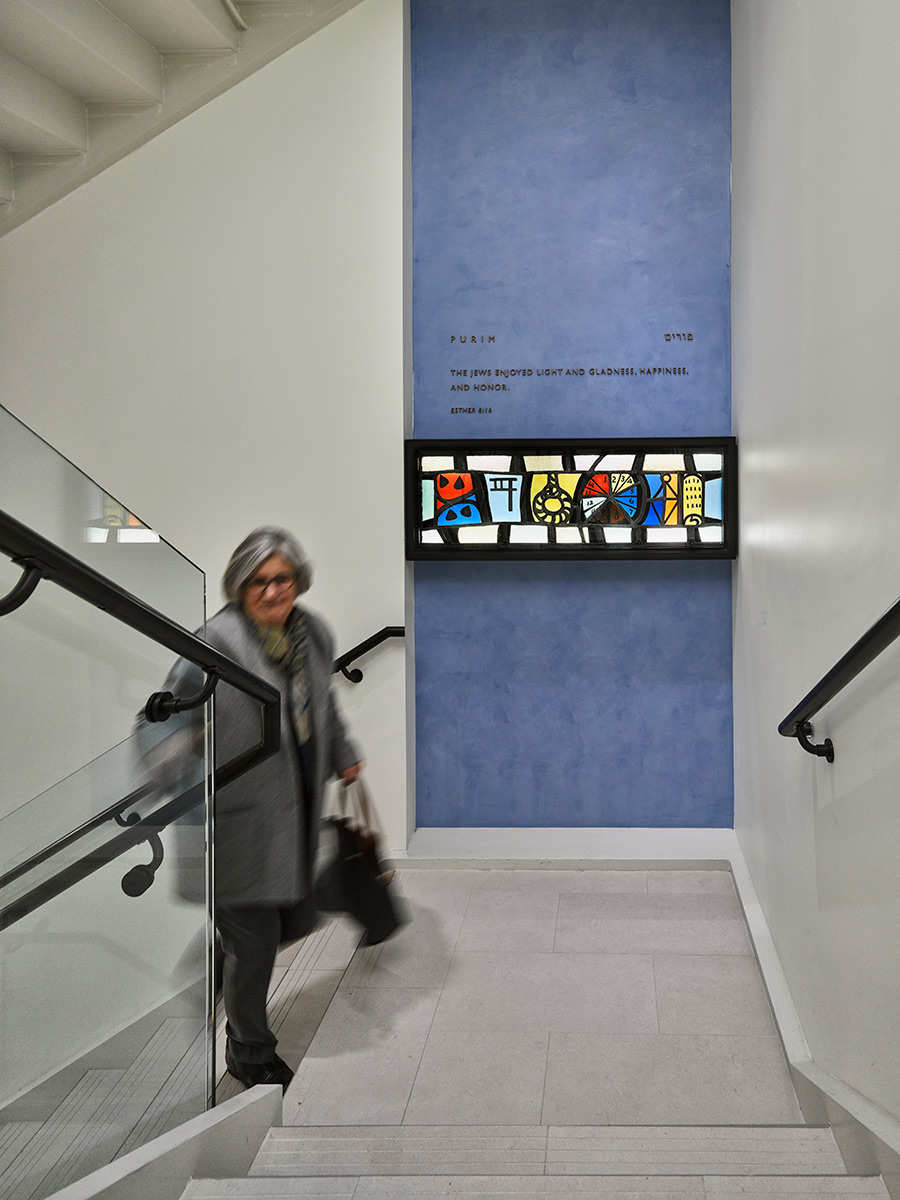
[253,609,311,745]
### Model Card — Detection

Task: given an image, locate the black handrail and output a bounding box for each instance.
[0,506,281,927]
[0,780,156,892]
[334,625,404,682]
[1,785,204,929]
[778,593,900,762]
[0,507,280,777]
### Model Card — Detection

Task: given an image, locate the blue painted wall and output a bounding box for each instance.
[412,0,733,828]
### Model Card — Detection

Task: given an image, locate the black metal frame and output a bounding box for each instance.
[0,506,281,929]
[778,594,900,762]
[405,437,738,561]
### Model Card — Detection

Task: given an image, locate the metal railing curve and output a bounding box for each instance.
[778,593,900,763]
[334,625,404,682]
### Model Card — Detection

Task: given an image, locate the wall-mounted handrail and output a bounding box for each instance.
[778,593,900,762]
[0,784,204,930]
[0,506,282,927]
[0,781,155,893]
[334,625,404,682]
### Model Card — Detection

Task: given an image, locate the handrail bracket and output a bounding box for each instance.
[0,560,44,616]
[114,810,165,896]
[144,670,219,723]
[334,625,404,684]
[795,720,835,764]
[779,591,900,763]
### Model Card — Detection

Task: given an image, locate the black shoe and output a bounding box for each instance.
[225,1048,294,1092]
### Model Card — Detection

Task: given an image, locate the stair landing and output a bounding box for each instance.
[191,867,888,1199]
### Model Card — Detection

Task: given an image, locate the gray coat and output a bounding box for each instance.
[164,603,361,906]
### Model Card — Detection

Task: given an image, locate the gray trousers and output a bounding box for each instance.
[216,895,318,1064]
[215,903,282,1064]
[216,743,318,1064]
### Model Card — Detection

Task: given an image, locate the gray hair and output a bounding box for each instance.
[222,527,312,602]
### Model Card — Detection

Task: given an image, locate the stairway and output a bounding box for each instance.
[182,865,890,1200]
[180,1122,889,1198]
[19,865,886,1200]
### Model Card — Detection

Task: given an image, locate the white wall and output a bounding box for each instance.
[0,0,404,1103]
[732,0,900,1122]
[0,0,407,848]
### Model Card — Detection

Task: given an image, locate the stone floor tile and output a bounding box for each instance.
[545,953,658,1033]
[648,872,736,895]
[654,955,778,1036]
[356,1177,704,1195]
[704,1180,889,1196]
[457,890,560,952]
[555,893,751,955]
[183,1182,357,1197]
[542,1034,803,1126]
[431,951,554,1032]
[403,1031,549,1125]
[469,870,650,894]
[282,987,440,1126]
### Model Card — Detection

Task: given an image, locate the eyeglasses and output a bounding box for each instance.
[244,573,296,595]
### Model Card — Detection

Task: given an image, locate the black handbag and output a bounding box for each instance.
[313,779,405,945]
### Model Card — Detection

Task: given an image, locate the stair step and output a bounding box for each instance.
[244,1125,850,1178]
[181,1174,891,1198]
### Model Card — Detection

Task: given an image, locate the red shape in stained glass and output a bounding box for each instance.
[581,474,610,498]
[436,472,474,500]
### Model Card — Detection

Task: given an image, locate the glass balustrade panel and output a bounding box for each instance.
[0,404,212,1191]
[0,742,210,1198]
[0,404,205,819]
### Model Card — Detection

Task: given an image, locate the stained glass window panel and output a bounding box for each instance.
[406,438,737,560]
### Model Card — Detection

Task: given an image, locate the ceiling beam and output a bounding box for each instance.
[100,0,240,55]
[0,49,87,155]
[0,148,14,202]
[0,0,368,235]
[0,0,163,105]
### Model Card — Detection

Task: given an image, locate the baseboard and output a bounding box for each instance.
[402,825,739,863]
[788,1061,900,1198]
[729,845,900,1200]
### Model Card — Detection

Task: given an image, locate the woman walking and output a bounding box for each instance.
[205,527,362,1091]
